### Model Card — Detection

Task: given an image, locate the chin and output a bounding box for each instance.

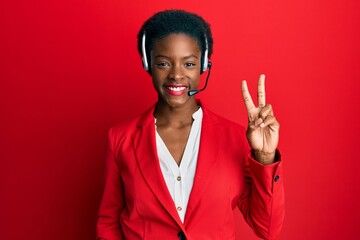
[158,95,190,108]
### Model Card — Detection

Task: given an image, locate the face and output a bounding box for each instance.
[150,33,201,108]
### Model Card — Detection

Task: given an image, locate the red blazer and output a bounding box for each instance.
[97,103,284,240]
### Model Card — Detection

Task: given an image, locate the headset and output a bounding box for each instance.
[141,32,212,96]
[141,32,210,74]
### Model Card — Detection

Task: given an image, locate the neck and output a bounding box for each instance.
[154,99,199,127]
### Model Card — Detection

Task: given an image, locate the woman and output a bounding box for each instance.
[97,10,284,240]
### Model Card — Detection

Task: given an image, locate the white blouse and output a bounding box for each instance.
[155,107,203,223]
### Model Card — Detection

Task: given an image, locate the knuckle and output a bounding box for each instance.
[263,116,271,123]
[268,116,276,122]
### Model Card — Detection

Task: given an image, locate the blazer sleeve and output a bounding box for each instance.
[97,128,125,240]
[237,150,285,240]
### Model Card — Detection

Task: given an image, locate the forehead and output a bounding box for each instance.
[151,33,201,56]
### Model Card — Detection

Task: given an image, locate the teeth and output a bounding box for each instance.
[167,86,186,92]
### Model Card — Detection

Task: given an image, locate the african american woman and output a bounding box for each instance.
[97,10,285,240]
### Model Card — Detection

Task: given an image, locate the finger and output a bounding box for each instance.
[241,80,255,112]
[258,74,266,108]
[255,118,263,127]
[258,104,274,120]
[248,118,265,129]
[247,118,262,130]
[260,116,280,129]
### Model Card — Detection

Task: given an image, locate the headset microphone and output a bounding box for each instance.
[188,62,212,96]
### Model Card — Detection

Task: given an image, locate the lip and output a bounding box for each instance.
[164,84,188,96]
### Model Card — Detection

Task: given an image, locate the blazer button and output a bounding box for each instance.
[274,175,280,182]
[178,231,186,240]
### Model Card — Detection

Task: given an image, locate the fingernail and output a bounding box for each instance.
[260,123,265,128]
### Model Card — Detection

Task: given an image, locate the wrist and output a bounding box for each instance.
[252,150,276,165]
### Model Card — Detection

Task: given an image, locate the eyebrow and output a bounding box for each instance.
[154,54,199,60]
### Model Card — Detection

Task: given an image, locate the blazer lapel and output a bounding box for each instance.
[184,107,221,223]
[132,107,185,229]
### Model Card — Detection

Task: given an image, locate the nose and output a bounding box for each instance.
[168,64,184,82]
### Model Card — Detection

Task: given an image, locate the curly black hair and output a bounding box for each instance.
[137,10,213,74]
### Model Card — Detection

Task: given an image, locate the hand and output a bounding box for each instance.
[241,74,280,165]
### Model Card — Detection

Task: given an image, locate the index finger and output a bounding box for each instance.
[241,80,255,112]
[258,74,266,107]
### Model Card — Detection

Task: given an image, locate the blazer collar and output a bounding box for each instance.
[133,104,185,229]
[133,101,221,228]
[184,103,221,224]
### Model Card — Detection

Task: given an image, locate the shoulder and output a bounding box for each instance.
[201,104,246,133]
[108,105,155,145]
[200,103,251,154]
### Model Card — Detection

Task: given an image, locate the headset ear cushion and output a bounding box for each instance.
[142,59,149,72]
[201,34,209,74]
[142,57,149,71]
[201,48,209,74]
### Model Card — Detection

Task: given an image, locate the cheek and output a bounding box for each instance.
[150,72,161,85]
[151,68,166,80]
[190,72,201,86]
[151,75,165,91]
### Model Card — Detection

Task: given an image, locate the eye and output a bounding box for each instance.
[185,62,196,68]
[156,62,170,67]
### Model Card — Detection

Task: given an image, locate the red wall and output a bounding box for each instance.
[1,0,360,239]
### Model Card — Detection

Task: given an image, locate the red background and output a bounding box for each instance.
[1,0,360,239]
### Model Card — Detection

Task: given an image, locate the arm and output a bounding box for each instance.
[238,150,285,239]
[239,74,285,239]
[97,129,125,240]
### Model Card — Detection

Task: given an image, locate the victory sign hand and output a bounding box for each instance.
[241,74,280,165]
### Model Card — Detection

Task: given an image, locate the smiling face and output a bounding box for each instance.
[150,33,201,109]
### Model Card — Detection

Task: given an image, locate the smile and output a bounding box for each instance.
[165,85,188,96]
[167,86,187,91]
